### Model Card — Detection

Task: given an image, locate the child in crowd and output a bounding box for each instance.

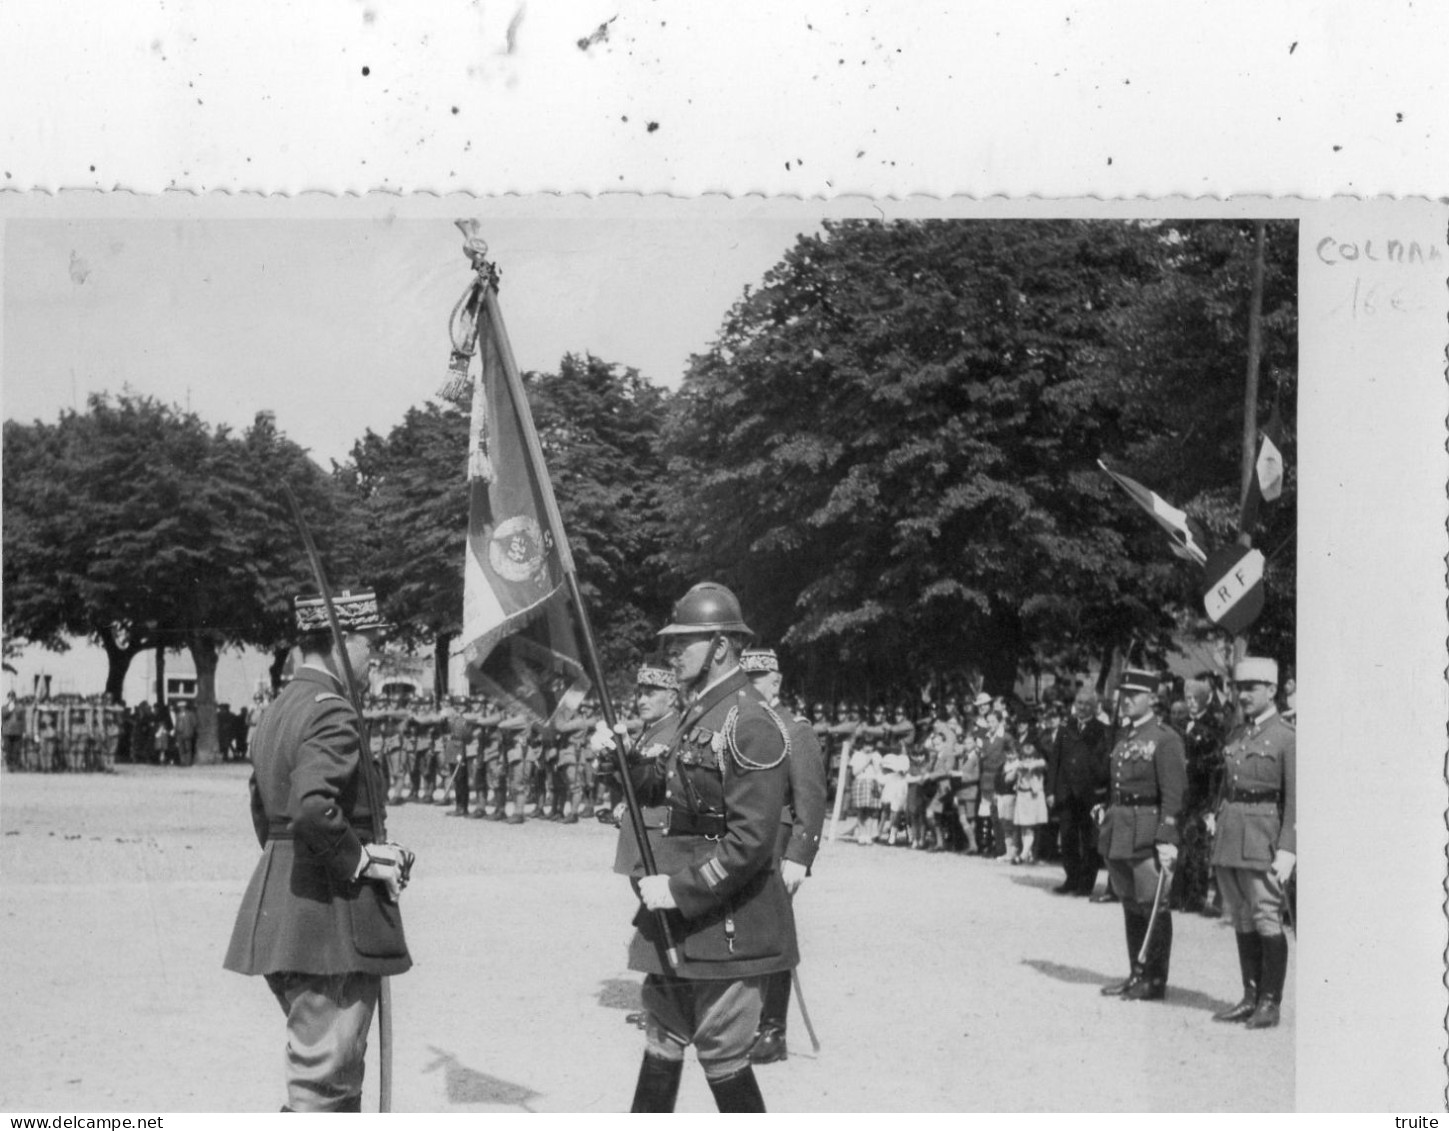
[1012,736,1049,864]
[849,743,883,846]
[877,750,910,845]
[953,734,983,854]
[998,742,1021,862]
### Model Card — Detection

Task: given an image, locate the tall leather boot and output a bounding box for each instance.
[750,970,791,1064]
[1101,908,1147,995]
[1124,910,1170,1000]
[630,1054,684,1112]
[707,1065,766,1113]
[1246,932,1288,1029]
[1213,932,1262,1021]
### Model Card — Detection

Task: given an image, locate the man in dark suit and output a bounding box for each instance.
[1045,688,1110,895]
[223,590,413,1112]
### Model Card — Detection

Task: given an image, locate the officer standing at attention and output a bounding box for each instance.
[1209,657,1296,1029]
[1096,668,1187,1002]
[739,646,826,1066]
[223,590,413,1112]
[622,583,796,1113]
[602,662,681,877]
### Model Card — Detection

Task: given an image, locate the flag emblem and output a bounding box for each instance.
[488,515,551,585]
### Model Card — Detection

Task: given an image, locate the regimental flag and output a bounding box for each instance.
[1237,404,1286,538]
[459,285,589,725]
[1097,460,1211,567]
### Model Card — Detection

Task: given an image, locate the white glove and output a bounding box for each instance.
[1271,849,1296,885]
[1090,804,1106,825]
[780,859,808,895]
[637,874,677,910]
[1156,843,1178,871]
[356,842,415,902]
[1204,812,1217,837]
[588,720,627,755]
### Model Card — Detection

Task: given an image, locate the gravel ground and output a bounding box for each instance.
[0,764,1292,1113]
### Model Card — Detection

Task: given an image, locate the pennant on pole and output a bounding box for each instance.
[1238,405,1286,536]
[1097,460,1210,567]
[458,281,588,725]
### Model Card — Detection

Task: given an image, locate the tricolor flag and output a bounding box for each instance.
[1097,460,1211,567]
[458,282,589,724]
[1237,405,1286,537]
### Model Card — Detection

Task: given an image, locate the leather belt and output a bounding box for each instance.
[1114,793,1159,806]
[1226,788,1281,803]
[662,808,727,838]
[267,817,374,842]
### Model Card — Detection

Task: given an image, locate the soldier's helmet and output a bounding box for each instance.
[656,581,753,638]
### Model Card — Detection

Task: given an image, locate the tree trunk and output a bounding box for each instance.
[187,632,221,764]
[434,631,454,701]
[979,603,1023,697]
[154,645,166,708]
[94,625,144,704]
[269,647,291,692]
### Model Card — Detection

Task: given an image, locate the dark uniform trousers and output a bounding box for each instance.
[1098,716,1186,991]
[1210,708,1296,1016]
[1046,718,1109,893]
[624,670,795,1100]
[224,666,410,1112]
[758,711,826,1038]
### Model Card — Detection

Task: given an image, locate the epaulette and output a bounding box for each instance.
[315,692,348,704]
[718,698,790,772]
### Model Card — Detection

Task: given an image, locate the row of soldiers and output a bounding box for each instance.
[362,695,618,823]
[1,694,125,773]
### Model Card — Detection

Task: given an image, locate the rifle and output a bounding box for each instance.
[282,485,396,1113]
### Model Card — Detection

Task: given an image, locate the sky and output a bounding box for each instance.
[2,212,820,466]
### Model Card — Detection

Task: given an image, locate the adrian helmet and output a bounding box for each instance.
[656,581,753,638]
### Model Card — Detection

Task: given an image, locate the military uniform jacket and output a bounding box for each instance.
[443,713,474,761]
[223,666,411,978]
[1097,715,1187,861]
[612,709,679,876]
[625,669,798,981]
[778,709,827,870]
[1210,708,1295,869]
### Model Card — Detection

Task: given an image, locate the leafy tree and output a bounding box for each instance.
[1099,219,1298,669]
[661,218,1295,703]
[341,356,674,701]
[3,395,346,760]
[341,401,472,697]
[527,354,674,690]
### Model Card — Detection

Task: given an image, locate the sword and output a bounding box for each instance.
[1136,858,1172,966]
[283,484,395,1113]
[790,969,822,1054]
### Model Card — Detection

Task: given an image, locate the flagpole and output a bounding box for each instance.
[477,282,682,968]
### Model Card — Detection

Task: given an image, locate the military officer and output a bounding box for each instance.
[1095,668,1187,1002]
[737,647,825,1066]
[441,697,476,816]
[497,709,532,822]
[599,662,681,873]
[550,701,594,822]
[1209,657,1296,1029]
[223,589,413,1112]
[621,583,795,1113]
